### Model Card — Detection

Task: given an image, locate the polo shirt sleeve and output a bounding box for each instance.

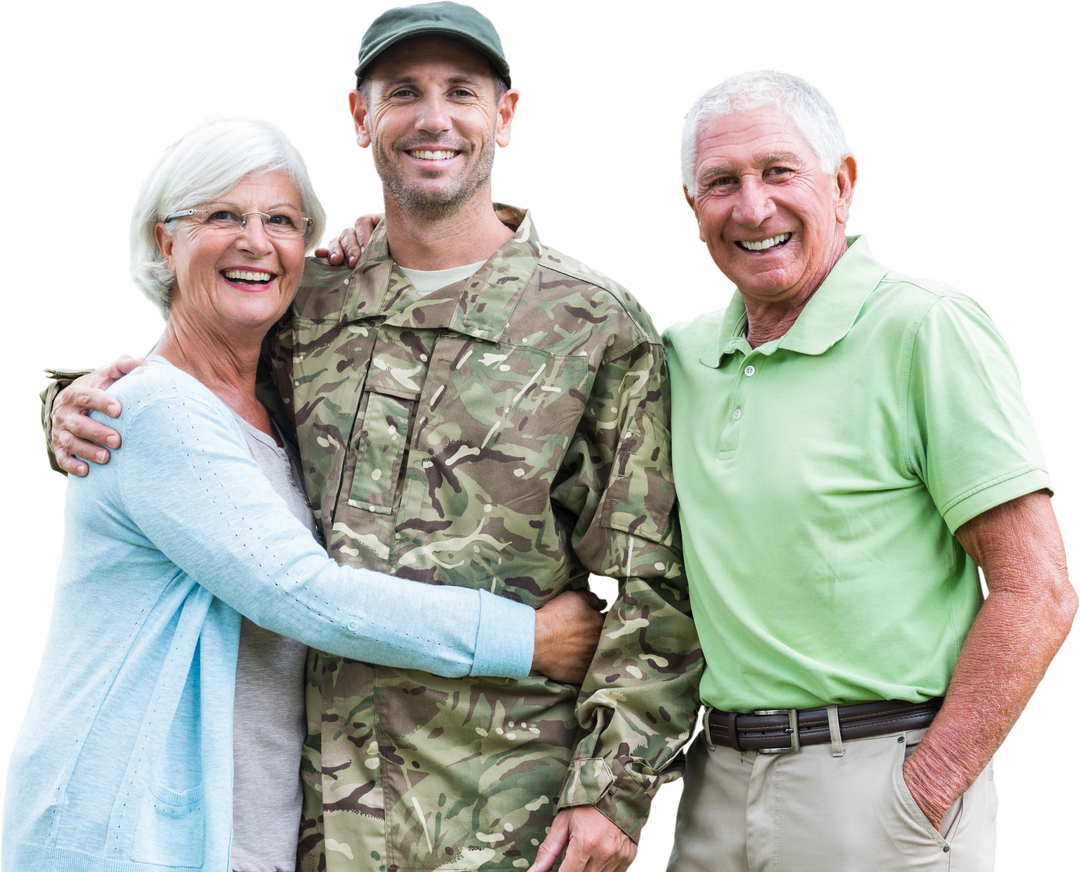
[906,293,1051,533]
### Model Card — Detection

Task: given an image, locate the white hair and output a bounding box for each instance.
[680,71,851,192]
[130,116,326,317]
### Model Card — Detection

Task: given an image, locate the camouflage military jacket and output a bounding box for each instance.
[267,208,701,871]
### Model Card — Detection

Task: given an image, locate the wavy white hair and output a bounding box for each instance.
[680,71,851,192]
[130,116,326,317]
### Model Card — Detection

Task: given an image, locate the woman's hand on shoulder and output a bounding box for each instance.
[532,590,606,684]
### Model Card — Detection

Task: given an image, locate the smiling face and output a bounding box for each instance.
[351,36,518,221]
[685,106,856,314]
[154,169,306,338]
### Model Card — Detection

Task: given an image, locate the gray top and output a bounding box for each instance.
[230,414,317,872]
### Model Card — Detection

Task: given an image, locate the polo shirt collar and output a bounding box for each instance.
[710,235,887,365]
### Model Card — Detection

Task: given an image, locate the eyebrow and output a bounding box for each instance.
[697,152,804,184]
[757,152,801,167]
[204,200,303,211]
[379,73,488,90]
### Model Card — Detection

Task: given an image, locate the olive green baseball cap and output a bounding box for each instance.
[355,2,510,85]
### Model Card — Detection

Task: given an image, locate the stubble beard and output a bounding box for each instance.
[375,135,496,222]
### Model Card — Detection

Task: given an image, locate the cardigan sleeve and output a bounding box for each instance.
[104,369,533,679]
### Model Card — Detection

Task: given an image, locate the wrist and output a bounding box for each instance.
[531,609,549,673]
[902,750,955,829]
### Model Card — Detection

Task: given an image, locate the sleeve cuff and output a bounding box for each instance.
[468,590,534,679]
[941,466,1052,533]
[557,757,654,843]
[41,369,92,475]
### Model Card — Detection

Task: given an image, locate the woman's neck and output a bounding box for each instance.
[151,317,279,442]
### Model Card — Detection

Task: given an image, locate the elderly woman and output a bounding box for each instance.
[3,118,601,872]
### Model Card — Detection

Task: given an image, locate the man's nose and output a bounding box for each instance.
[734,180,775,226]
[415,95,451,135]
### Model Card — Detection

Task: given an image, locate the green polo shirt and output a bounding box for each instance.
[666,236,1050,712]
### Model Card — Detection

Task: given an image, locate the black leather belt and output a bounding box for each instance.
[707,698,943,753]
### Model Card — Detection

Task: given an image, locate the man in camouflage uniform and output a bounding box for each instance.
[277,202,698,870]
[271,5,700,872]
[43,5,701,870]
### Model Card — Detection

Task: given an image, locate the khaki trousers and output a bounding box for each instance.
[667,724,997,871]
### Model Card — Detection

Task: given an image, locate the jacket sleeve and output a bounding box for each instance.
[40,368,94,475]
[553,335,703,842]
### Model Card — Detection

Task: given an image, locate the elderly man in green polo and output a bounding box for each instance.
[45,4,701,872]
[653,70,1075,871]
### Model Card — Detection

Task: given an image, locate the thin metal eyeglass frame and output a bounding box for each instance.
[162,208,313,237]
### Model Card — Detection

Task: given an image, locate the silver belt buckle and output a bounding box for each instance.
[753,708,801,754]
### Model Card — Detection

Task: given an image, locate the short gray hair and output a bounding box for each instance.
[680,71,850,192]
[130,116,326,317]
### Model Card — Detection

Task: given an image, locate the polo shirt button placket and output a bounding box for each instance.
[733,359,756,423]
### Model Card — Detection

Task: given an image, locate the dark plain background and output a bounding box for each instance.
[16,8,1071,872]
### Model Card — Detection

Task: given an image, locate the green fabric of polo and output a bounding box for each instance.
[665,236,1050,713]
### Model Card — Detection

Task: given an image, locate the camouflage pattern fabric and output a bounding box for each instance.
[42,369,95,474]
[265,207,702,872]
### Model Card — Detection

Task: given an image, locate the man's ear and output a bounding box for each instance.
[349,90,373,148]
[684,186,705,242]
[494,89,520,148]
[834,154,857,224]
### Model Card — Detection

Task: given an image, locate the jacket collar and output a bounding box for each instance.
[347,205,541,343]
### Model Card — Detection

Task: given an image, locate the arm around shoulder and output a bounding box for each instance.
[41,356,146,476]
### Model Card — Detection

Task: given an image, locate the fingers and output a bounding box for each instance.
[565,811,636,872]
[53,444,90,477]
[528,813,570,872]
[51,399,119,471]
[530,809,637,872]
[320,239,346,266]
[317,229,361,267]
[50,375,125,471]
[552,592,604,684]
[343,214,383,267]
[315,214,384,268]
[100,354,146,386]
[354,214,383,253]
[340,228,364,267]
[532,589,608,683]
[52,427,123,474]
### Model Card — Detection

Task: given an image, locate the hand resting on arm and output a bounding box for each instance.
[46,359,605,683]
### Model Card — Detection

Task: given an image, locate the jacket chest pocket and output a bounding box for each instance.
[346,390,415,515]
[419,336,590,459]
[344,325,429,515]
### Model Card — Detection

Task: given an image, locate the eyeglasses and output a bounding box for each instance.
[163,206,313,238]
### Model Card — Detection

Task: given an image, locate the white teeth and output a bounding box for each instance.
[410,150,456,161]
[739,233,792,252]
[224,270,272,282]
